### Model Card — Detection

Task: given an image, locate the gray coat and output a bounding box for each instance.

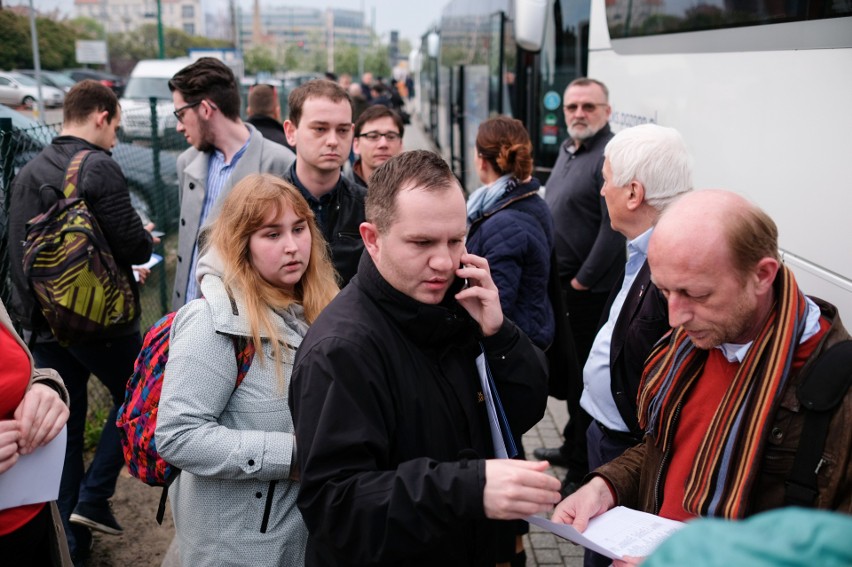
[171,123,295,310]
[157,254,307,566]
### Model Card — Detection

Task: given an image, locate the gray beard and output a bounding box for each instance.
[568,122,600,143]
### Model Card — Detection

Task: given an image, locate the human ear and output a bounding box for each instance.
[753,257,780,295]
[359,222,380,259]
[627,181,645,210]
[283,120,297,147]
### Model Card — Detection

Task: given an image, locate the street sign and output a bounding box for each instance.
[76,40,108,64]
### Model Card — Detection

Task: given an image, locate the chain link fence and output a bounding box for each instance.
[1,102,186,441]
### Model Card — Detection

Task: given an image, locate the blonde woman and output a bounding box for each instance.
[156,174,338,566]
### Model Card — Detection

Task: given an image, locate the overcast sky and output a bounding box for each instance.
[25,0,446,45]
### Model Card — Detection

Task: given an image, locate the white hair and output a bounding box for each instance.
[604,124,693,211]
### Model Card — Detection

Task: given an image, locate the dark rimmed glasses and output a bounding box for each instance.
[358,131,402,142]
[564,102,608,114]
[173,100,202,123]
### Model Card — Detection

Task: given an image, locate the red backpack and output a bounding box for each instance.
[116,309,255,523]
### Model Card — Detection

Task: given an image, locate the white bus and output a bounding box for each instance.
[587,0,852,319]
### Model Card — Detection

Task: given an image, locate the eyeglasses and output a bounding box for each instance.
[358,131,401,142]
[173,100,202,123]
[564,103,608,114]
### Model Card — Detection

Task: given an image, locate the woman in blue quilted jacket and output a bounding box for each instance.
[466,116,556,567]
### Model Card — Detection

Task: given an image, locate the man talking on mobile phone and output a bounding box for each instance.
[289,150,562,566]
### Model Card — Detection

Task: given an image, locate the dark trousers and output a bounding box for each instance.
[559,286,610,479]
[584,421,641,567]
[32,332,142,556]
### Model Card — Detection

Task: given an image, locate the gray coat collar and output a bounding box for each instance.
[199,275,306,349]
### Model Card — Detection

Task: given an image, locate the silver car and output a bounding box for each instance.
[0,71,64,108]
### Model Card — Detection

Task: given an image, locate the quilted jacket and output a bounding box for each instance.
[466,177,555,348]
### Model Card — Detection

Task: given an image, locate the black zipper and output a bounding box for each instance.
[653,402,682,514]
[260,479,278,533]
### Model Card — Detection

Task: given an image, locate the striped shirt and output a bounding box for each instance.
[185,135,251,302]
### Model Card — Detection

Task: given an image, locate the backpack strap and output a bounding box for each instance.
[62,150,93,199]
[156,305,256,525]
[785,340,852,507]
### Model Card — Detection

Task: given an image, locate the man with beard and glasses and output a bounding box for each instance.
[168,57,295,309]
[535,78,626,498]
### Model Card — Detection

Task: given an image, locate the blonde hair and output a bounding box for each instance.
[210,174,338,383]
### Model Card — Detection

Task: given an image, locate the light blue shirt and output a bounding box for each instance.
[185,133,251,302]
[718,296,822,363]
[580,227,652,431]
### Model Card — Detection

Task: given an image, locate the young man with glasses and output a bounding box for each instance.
[535,78,626,498]
[283,79,366,287]
[350,105,405,188]
[168,57,295,309]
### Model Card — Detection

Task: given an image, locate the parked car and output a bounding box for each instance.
[119,58,191,142]
[15,69,78,94]
[63,68,125,97]
[0,103,179,230]
[0,72,64,108]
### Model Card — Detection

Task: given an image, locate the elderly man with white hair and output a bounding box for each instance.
[577,123,693,567]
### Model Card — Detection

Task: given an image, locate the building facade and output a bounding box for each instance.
[238,5,371,54]
[74,0,204,37]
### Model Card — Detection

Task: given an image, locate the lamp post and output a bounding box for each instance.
[157,0,165,59]
[28,0,46,123]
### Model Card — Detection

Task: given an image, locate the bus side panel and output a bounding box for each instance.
[590,45,852,319]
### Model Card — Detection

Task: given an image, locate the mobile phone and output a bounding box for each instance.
[459,262,469,289]
[150,230,165,239]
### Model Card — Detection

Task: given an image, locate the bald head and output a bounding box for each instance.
[649,190,781,348]
[653,190,779,278]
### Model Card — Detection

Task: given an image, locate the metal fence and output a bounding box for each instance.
[0,103,187,434]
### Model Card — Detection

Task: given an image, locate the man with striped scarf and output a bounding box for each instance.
[552,190,851,563]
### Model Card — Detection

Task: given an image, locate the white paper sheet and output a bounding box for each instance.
[133,253,163,281]
[0,426,67,510]
[475,353,508,458]
[527,506,686,560]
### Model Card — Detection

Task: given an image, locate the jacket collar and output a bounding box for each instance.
[354,252,478,347]
[199,274,306,348]
[467,177,541,231]
[52,135,111,156]
[563,122,613,154]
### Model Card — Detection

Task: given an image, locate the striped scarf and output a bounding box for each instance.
[637,265,808,518]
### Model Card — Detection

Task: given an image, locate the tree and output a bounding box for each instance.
[0,11,81,70]
[245,46,276,75]
[333,42,360,77]
[0,10,32,70]
[364,44,390,79]
[108,24,231,75]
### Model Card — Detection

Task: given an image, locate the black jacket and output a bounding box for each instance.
[605,260,669,436]
[7,135,152,337]
[246,114,294,152]
[284,164,366,287]
[544,125,625,292]
[289,253,549,566]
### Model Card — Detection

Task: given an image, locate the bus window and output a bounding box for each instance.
[530,0,591,177]
[607,0,852,39]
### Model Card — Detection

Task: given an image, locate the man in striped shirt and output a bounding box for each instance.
[169,58,295,309]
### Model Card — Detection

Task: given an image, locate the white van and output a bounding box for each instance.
[119,58,193,141]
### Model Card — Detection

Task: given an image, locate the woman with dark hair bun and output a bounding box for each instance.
[466,116,556,567]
